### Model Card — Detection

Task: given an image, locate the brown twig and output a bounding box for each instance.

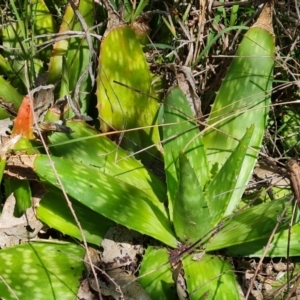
[287,159,300,209]
[285,272,300,300]
[245,198,293,299]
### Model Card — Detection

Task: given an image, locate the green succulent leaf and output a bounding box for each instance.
[37,183,114,245]
[163,87,209,219]
[5,179,32,218]
[225,222,300,257]
[182,254,240,300]
[206,125,254,225]
[0,159,6,183]
[205,198,292,251]
[0,76,23,112]
[203,14,275,216]
[173,152,211,244]
[138,246,176,299]
[48,120,166,204]
[0,242,85,300]
[96,25,160,159]
[34,155,177,247]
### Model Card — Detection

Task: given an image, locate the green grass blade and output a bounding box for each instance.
[192,25,248,67]
[133,0,149,21]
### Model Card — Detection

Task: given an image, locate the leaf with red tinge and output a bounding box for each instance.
[12,95,34,139]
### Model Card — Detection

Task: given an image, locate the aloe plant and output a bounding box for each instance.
[0,0,298,299]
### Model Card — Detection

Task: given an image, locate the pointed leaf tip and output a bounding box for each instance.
[12,95,34,139]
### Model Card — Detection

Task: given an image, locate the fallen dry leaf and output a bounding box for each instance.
[0,194,43,248]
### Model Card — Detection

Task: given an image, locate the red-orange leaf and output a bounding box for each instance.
[12,95,34,139]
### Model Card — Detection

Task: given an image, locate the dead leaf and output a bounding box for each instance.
[77,279,97,300]
[100,226,144,270]
[33,85,54,122]
[254,162,289,187]
[0,194,43,248]
[90,269,151,300]
[84,247,100,274]
[0,118,13,136]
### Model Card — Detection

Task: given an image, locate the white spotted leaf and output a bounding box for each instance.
[0,242,85,300]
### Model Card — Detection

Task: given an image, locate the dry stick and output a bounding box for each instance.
[294,0,300,22]
[58,249,124,296]
[193,0,206,62]
[283,36,299,66]
[27,83,294,161]
[54,86,298,292]
[132,181,289,291]
[270,272,300,299]
[286,159,300,296]
[98,72,128,152]
[73,63,91,110]
[229,4,264,51]
[245,198,293,299]
[113,81,160,101]
[211,0,252,8]
[285,272,300,300]
[212,0,251,7]
[286,200,298,295]
[273,9,293,41]
[112,89,272,160]
[24,65,103,300]
[278,45,300,84]
[21,30,103,48]
[287,160,300,210]
[38,100,298,166]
